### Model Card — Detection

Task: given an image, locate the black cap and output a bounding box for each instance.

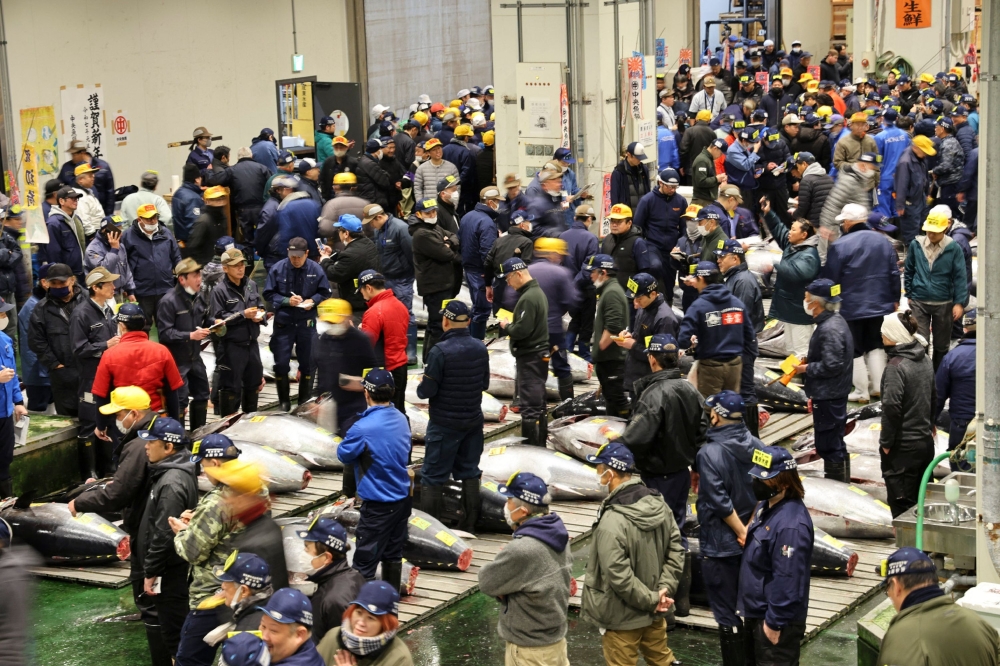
[44,263,73,280]
[287,237,308,257]
[56,186,82,201]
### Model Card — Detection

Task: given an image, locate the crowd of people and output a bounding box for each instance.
[0,30,991,666]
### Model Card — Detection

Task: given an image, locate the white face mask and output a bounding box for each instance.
[203,139,213,149]
[803,299,812,314]
[696,224,709,237]
[317,321,334,336]
[503,504,519,530]
[598,470,612,490]
[422,215,438,225]
[116,412,134,434]
[183,285,198,296]
[301,549,326,577]
[782,78,792,86]
[334,149,348,158]
[140,222,158,235]
[792,46,801,53]
[374,151,383,161]
[229,587,245,609]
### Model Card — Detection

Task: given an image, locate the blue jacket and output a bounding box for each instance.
[18,293,47,386]
[58,157,115,215]
[85,234,135,295]
[559,221,599,277]
[873,124,910,186]
[525,191,567,238]
[250,137,279,174]
[526,259,579,334]
[442,139,478,208]
[526,168,581,229]
[657,126,680,171]
[609,159,650,209]
[723,141,759,190]
[624,294,678,392]
[276,193,322,257]
[121,222,182,298]
[375,215,414,280]
[822,224,900,321]
[678,284,756,360]
[0,330,22,417]
[892,147,928,209]
[632,188,687,255]
[936,338,975,422]
[337,404,412,502]
[417,328,490,430]
[955,122,976,158]
[957,147,978,201]
[458,204,499,271]
[275,639,325,666]
[186,146,214,180]
[170,181,204,242]
[695,422,761,558]
[949,223,974,294]
[737,497,814,628]
[255,195,284,270]
[804,311,854,400]
[263,258,331,325]
[904,237,967,305]
[723,263,765,333]
[40,208,86,281]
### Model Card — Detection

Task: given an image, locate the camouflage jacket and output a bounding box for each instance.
[173,485,243,609]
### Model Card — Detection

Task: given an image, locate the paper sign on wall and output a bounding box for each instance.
[679,49,692,66]
[897,0,931,28]
[19,106,57,175]
[559,84,570,149]
[112,110,130,147]
[638,121,655,147]
[808,65,821,81]
[655,39,666,68]
[60,84,105,159]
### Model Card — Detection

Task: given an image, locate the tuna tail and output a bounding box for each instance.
[450,529,477,540]
[549,483,586,497]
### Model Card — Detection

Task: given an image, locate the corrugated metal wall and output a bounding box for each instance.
[364,0,494,115]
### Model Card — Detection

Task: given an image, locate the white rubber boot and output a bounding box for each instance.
[866,349,888,398]
[849,357,870,403]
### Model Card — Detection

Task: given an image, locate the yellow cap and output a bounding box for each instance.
[608,204,633,220]
[74,163,99,176]
[912,134,937,156]
[696,109,713,122]
[849,112,868,124]
[413,111,429,126]
[449,99,462,108]
[534,237,569,255]
[204,459,265,494]
[333,172,357,184]
[204,186,227,200]
[919,72,935,84]
[483,130,495,146]
[780,67,794,77]
[922,210,950,233]
[317,298,353,323]
[798,72,813,83]
[490,112,495,121]
[681,204,702,218]
[816,105,833,120]
[136,203,159,219]
[332,135,350,147]
[454,124,474,137]
[424,138,443,150]
[99,386,151,414]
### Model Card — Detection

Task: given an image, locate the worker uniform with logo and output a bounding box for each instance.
[600,205,657,295]
[623,274,679,397]
[717,240,763,436]
[591,255,630,418]
[264,239,331,410]
[737,446,813,665]
[632,169,687,305]
[297,518,365,642]
[484,211,534,315]
[258,590,326,666]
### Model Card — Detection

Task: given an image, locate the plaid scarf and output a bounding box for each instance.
[340,619,397,657]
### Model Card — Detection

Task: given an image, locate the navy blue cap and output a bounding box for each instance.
[929,99,945,112]
[710,138,729,152]
[881,108,898,121]
[694,260,719,277]
[936,116,954,129]
[751,109,768,121]
[646,333,678,354]
[215,552,271,589]
[882,547,934,578]
[697,209,722,222]
[625,272,658,297]
[0,296,14,315]
[259,588,314,626]
[296,516,349,553]
[362,368,395,393]
[296,157,318,174]
[952,106,969,116]
[709,57,721,66]
[441,299,471,321]
[866,92,881,102]
[356,268,384,292]
[858,152,879,164]
[414,198,438,213]
[500,257,528,276]
[318,115,336,127]
[365,139,382,153]
[714,238,745,257]
[805,278,842,303]
[334,213,363,233]
[657,168,680,185]
[961,94,976,104]
[437,174,460,193]
[216,235,236,253]
[948,73,959,82]
[867,211,897,233]
[804,113,820,125]
[897,74,911,83]
[794,151,816,164]
[589,253,615,271]
[819,79,836,88]
[379,120,395,136]
[350,580,400,617]
[586,441,634,472]
[749,445,797,479]
[920,88,935,98]
[553,147,575,163]
[190,433,241,463]
[137,417,187,446]
[219,632,270,666]
[498,471,551,505]
[706,390,745,419]
[115,302,145,324]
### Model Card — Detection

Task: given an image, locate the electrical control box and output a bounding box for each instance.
[516,62,566,178]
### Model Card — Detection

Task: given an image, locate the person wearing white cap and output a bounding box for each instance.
[610,142,651,210]
[456,88,471,103]
[367,104,390,140]
[818,153,877,261]
[761,39,779,70]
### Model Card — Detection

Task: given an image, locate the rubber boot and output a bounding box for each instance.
[407,322,418,366]
[297,374,313,406]
[460,477,481,532]
[218,390,240,418]
[866,348,887,398]
[521,419,540,446]
[848,357,870,402]
[0,478,13,499]
[538,416,549,447]
[577,342,592,363]
[78,436,97,481]
[211,371,221,415]
[383,560,403,597]
[421,484,445,520]
[276,377,291,412]
[557,375,574,401]
[242,386,259,414]
[674,551,692,617]
[718,624,747,666]
[95,438,115,477]
[823,458,848,483]
[342,465,357,499]
[189,400,208,432]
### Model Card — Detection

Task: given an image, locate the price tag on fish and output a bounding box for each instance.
[409,516,431,530]
[488,446,507,456]
[435,531,457,546]
[495,308,515,323]
[822,533,845,549]
[752,449,772,469]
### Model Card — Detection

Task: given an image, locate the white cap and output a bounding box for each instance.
[418,94,431,104]
[471,112,487,128]
[763,39,774,47]
[835,203,869,221]
[467,98,482,111]
[408,103,418,114]
[930,204,953,219]
[791,39,802,45]
[631,142,646,157]
[854,76,867,84]
[457,88,471,98]
[372,104,389,116]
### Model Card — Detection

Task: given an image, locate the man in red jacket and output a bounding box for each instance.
[92,303,185,442]
[358,269,410,412]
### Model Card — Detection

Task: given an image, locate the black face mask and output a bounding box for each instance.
[752,477,779,501]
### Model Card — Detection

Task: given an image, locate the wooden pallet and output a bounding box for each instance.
[28,560,132,588]
[760,411,814,445]
[567,538,896,643]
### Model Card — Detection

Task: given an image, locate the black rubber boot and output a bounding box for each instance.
[558,375,574,401]
[276,377,291,412]
[538,416,549,447]
[297,374,313,406]
[383,560,403,597]
[824,458,850,483]
[242,386,259,414]
[189,400,208,432]
[78,436,97,481]
[211,371,221,415]
[520,420,540,446]
[218,390,240,418]
[674,551,692,617]
[718,624,747,666]
[145,625,173,666]
[342,465,357,499]
[95,438,115,477]
[460,477,481,532]
[421,484,445,520]
[0,478,13,499]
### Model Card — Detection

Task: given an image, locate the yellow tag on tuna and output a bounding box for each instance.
[98,523,117,534]
[435,531,457,546]
[554,452,573,460]
[752,449,772,469]
[249,415,267,422]
[869,423,882,431]
[627,278,639,294]
[409,516,431,530]
[875,500,892,511]
[489,446,507,456]
[483,481,499,492]
[591,418,607,424]
[822,533,845,549]
[848,486,869,496]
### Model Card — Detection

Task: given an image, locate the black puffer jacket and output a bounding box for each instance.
[138,450,197,577]
[27,286,87,371]
[618,368,708,475]
[229,157,270,208]
[320,237,378,314]
[880,340,935,455]
[0,228,23,297]
[793,127,832,171]
[408,216,460,295]
[355,153,392,210]
[484,226,534,284]
[308,559,365,641]
[795,163,834,227]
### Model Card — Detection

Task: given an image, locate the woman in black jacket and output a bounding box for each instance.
[879,311,936,518]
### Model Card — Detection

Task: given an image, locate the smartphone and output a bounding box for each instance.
[315,237,326,250]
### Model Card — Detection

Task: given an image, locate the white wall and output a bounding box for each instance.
[5,0,352,194]
[782,2,832,56]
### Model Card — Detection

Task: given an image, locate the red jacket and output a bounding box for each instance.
[91,331,184,412]
[360,289,410,371]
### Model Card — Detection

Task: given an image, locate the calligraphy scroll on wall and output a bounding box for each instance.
[59,84,106,159]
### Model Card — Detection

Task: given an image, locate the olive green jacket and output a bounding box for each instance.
[878,594,1000,666]
[316,628,414,666]
[592,278,628,364]
[506,278,549,357]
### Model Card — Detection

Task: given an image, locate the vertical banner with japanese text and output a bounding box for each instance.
[628,56,644,120]
[655,39,666,68]
[559,84,570,149]
[756,71,770,93]
[59,84,105,159]
[601,172,612,236]
[19,106,57,175]
[20,143,48,243]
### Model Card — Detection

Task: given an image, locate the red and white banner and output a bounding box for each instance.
[559,84,570,149]
[601,172,612,231]
[628,56,644,120]
[679,49,693,66]
[756,71,770,93]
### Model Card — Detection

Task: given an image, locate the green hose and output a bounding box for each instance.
[915,452,954,550]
